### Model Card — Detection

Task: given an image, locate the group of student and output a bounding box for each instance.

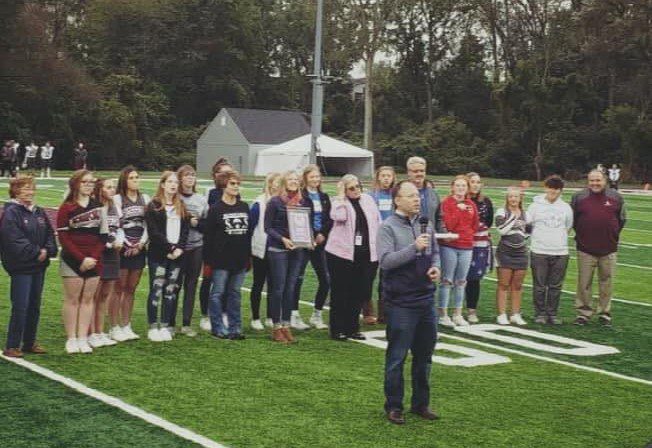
[0,156,626,358]
[1,140,56,179]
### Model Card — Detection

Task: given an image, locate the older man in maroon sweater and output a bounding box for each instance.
[570,169,626,326]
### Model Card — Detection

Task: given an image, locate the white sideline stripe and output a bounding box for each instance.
[483,277,652,308]
[439,333,652,387]
[0,355,228,448]
[617,262,652,270]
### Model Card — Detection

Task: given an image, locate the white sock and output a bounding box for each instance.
[313,309,322,318]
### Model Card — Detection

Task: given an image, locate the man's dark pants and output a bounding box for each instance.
[384,301,437,412]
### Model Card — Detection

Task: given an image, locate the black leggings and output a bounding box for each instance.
[465,279,481,309]
[177,247,203,326]
[250,256,271,320]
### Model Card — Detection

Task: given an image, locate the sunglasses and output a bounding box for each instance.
[347,184,362,192]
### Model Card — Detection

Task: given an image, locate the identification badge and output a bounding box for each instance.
[355,234,363,246]
[378,198,392,211]
[313,200,322,213]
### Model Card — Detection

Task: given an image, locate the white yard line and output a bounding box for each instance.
[0,355,228,448]
[482,277,652,307]
[438,333,652,386]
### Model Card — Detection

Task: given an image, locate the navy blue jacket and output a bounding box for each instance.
[264,195,314,250]
[0,201,58,275]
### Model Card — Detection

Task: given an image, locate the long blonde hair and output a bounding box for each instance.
[504,186,524,213]
[278,171,302,206]
[263,172,281,200]
[301,164,322,192]
[152,171,187,218]
[449,174,471,198]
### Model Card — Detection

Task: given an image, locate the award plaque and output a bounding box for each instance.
[287,206,314,249]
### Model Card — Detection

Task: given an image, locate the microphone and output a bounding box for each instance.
[418,216,429,255]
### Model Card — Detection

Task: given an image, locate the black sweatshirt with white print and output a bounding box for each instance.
[203,199,251,271]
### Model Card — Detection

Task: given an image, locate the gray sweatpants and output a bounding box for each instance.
[531,253,569,318]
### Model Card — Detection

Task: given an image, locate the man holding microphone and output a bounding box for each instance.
[378,180,441,425]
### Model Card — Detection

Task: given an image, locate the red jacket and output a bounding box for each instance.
[440,196,479,249]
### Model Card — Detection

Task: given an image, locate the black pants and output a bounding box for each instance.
[250,256,271,320]
[327,252,378,337]
[1,161,15,177]
[295,244,330,311]
[173,247,203,327]
[465,279,481,309]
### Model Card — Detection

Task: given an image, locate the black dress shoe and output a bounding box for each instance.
[410,407,439,420]
[347,333,366,340]
[386,410,405,425]
[331,333,348,341]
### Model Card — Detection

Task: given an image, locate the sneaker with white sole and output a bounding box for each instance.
[109,326,129,342]
[199,316,212,332]
[99,333,117,346]
[309,313,328,330]
[250,319,264,331]
[87,333,105,348]
[290,312,310,330]
[496,314,510,325]
[148,328,161,342]
[510,313,527,326]
[65,338,80,354]
[452,315,470,326]
[122,324,140,340]
[467,313,479,324]
[180,326,197,337]
[77,338,93,354]
[159,327,173,341]
[438,315,455,327]
[264,318,274,328]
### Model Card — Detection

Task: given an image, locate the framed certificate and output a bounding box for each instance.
[287,206,314,249]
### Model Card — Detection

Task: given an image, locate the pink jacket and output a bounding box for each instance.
[325,193,381,262]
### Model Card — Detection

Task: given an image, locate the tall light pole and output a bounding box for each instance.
[309,0,324,165]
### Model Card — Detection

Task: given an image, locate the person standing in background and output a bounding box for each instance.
[368,166,397,323]
[249,172,281,330]
[0,140,16,178]
[296,164,332,331]
[465,172,493,324]
[88,178,122,348]
[325,174,381,341]
[1,175,58,357]
[23,142,39,170]
[40,142,55,178]
[571,169,626,327]
[110,167,149,342]
[175,165,208,337]
[73,142,88,170]
[204,171,250,340]
[378,180,441,425]
[608,164,621,190]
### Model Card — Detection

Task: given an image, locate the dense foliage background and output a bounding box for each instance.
[1,0,650,181]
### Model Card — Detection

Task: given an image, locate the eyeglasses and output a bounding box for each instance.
[347,184,362,192]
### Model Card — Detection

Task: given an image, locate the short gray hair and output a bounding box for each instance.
[406,156,426,169]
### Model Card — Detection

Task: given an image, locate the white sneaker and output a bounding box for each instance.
[87,333,105,348]
[159,327,173,341]
[180,326,197,337]
[496,314,510,325]
[109,326,129,342]
[250,319,264,331]
[452,315,470,327]
[510,313,527,326]
[222,314,229,328]
[264,318,274,328]
[77,338,93,354]
[439,315,455,327]
[148,328,161,342]
[99,333,117,346]
[122,324,140,340]
[309,313,328,329]
[290,312,310,330]
[199,316,212,332]
[467,313,479,324]
[65,338,80,354]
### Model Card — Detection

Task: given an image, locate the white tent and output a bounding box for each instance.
[254,134,374,178]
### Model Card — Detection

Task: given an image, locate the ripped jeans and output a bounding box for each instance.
[438,246,473,309]
[147,258,182,327]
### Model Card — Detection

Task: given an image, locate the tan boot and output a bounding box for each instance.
[271,327,288,343]
[281,326,296,344]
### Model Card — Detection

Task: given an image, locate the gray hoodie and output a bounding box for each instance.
[526,194,573,256]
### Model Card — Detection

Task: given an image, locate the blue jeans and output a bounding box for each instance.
[295,244,331,310]
[267,249,307,325]
[147,259,181,326]
[209,269,246,336]
[6,271,45,350]
[438,246,473,309]
[384,302,437,412]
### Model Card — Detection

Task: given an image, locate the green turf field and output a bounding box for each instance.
[0,174,651,448]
